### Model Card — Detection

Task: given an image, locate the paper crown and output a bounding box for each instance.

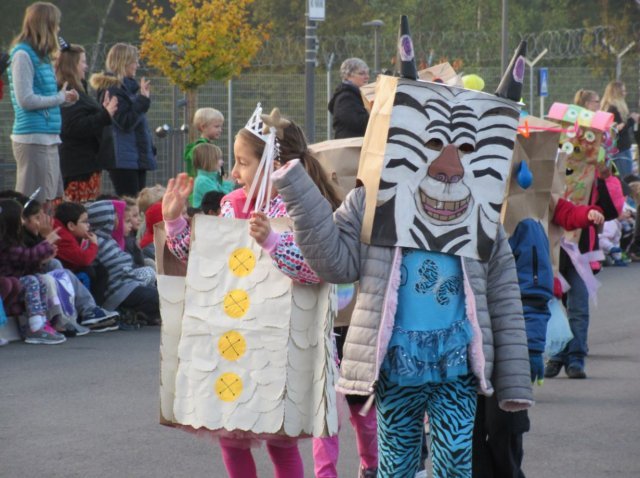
[244,103,270,143]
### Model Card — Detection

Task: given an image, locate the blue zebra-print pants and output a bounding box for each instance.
[376,371,477,478]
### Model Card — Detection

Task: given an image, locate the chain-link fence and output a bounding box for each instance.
[1,26,638,192]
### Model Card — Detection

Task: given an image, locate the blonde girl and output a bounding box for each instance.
[191,142,234,208]
[601,81,640,178]
[8,2,78,205]
[89,43,155,197]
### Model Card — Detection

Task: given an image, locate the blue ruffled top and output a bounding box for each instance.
[381,249,473,385]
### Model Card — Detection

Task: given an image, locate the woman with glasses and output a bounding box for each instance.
[328,57,371,139]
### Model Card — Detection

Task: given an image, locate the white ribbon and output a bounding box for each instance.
[243,126,277,215]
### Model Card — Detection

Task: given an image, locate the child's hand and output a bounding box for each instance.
[588,209,604,225]
[38,212,54,237]
[529,352,544,386]
[86,232,98,245]
[249,211,272,244]
[163,173,193,221]
[46,227,61,245]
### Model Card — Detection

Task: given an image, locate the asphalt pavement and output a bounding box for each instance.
[1,264,639,477]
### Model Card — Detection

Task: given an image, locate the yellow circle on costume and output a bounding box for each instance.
[215,373,243,402]
[223,289,250,318]
[218,331,247,361]
[229,248,256,277]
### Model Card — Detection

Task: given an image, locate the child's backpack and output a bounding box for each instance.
[508,218,554,305]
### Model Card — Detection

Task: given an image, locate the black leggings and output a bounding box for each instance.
[108,169,147,197]
[119,285,160,320]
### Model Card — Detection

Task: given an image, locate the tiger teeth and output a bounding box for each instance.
[420,191,471,221]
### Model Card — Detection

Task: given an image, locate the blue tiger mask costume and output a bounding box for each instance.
[360,42,526,262]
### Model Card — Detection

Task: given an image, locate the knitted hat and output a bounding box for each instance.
[140,201,163,249]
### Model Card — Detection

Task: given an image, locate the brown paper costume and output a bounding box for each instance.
[357,40,526,261]
[310,137,363,200]
[501,115,561,236]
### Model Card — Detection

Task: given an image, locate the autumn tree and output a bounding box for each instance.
[128,0,269,139]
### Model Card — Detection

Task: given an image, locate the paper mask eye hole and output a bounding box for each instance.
[574,145,581,154]
[566,168,574,176]
[425,138,444,151]
[459,143,475,154]
[561,142,574,154]
[584,131,596,143]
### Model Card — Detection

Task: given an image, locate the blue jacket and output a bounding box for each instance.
[9,43,61,135]
[89,73,156,171]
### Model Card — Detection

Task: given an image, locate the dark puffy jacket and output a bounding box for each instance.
[59,81,112,180]
[328,82,369,139]
[89,73,156,171]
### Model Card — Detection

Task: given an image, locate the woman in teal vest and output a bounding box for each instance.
[8,2,78,206]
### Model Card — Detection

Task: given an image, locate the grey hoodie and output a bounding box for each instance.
[86,200,145,310]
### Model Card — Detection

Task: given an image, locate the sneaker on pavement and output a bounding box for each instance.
[359,467,378,478]
[566,365,587,379]
[24,328,66,345]
[81,307,120,326]
[90,322,120,333]
[73,323,91,336]
[544,360,563,378]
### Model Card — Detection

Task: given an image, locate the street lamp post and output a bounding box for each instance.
[363,19,384,76]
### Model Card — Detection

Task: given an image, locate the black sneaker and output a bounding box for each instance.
[81,307,120,326]
[544,361,564,378]
[566,365,587,379]
[89,321,119,333]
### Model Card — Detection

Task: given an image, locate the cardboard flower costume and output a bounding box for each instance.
[157,104,338,441]
[270,16,533,477]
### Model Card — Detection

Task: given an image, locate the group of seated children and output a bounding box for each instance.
[0,106,233,345]
[0,186,171,344]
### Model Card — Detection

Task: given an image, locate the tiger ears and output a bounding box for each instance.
[495,40,527,102]
[397,15,418,80]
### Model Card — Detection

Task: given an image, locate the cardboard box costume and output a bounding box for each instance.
[156,106,339,439]
[547,103,614,206]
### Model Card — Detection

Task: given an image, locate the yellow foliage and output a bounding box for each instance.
[128,0,269,92]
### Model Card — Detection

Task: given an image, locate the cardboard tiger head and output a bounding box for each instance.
[358,17,525,261]
[547,103,613,206]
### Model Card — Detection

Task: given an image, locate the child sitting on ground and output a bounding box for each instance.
[122,196,146,267]
[137,185,165,260]
[86,199,160,326]
[600,211,628,266]
[183,107,224,179]
[191,142,234,208]
[20,197,119,333]
[0,199,64,345]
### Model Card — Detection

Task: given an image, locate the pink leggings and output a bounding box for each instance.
[219,438,303,478]
[312,403,378,477]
